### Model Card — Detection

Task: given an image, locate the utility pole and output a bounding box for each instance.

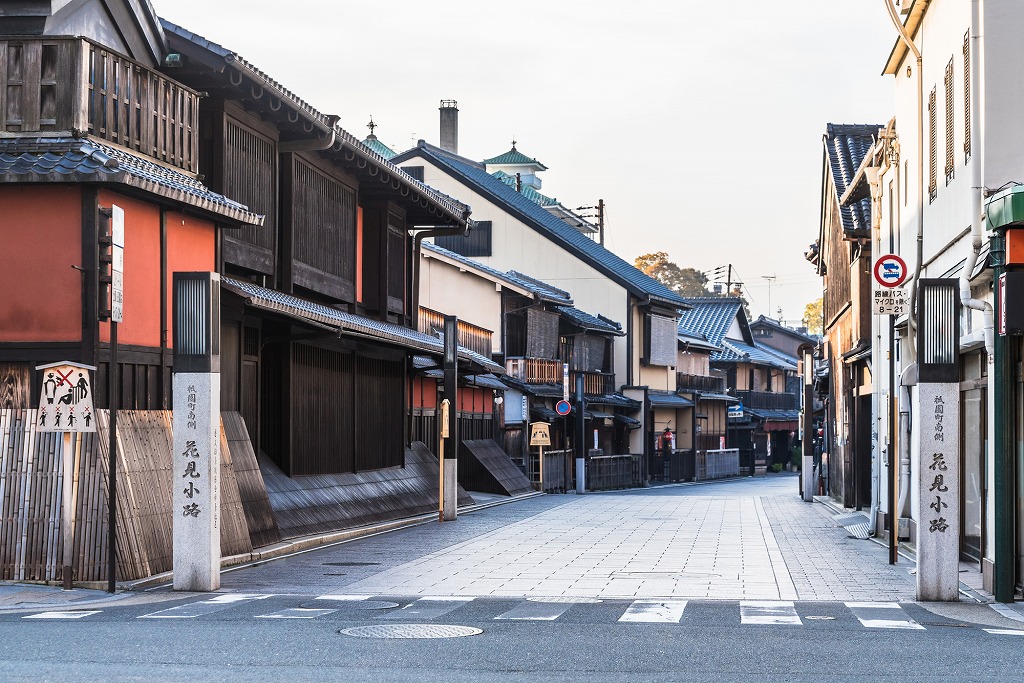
[762,275,776,315]
[576,200,606,244]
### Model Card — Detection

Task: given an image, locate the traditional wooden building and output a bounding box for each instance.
[420,242,640,490]
[678,298,798,474]
[814,123,879,509]
[0,1,500,583]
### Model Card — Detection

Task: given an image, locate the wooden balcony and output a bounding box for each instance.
[418,307,493,359]
[506,357,562,384]
[570,370,614,396]
[676,372,726,393]
[0,37,199,172]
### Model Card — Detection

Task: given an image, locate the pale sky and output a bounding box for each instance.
[159,0,898,325]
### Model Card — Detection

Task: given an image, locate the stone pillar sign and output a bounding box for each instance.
[171,272,221,591]
[914,279,961,602]
[914,383,959,601]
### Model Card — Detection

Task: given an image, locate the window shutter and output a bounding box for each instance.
[944,57,954,184]
[963,31,971,163]
[928,87,937,202]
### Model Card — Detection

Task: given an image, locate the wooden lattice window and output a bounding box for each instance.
[928,86,937,202]
[963,30,972,163]
[944,57,954,184]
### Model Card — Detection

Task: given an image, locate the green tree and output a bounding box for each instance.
[802,297,823,335]
[634,252,711,297]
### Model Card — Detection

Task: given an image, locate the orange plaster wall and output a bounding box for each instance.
[165,211,216,349]
[0,186,82,342]
[356,206,364,302]
[413,376,438,409]
[98,191,161,347]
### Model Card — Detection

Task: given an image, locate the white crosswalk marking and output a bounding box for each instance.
[315,595,370,602]
[619,600,688,623]
[379,596,474,620]
[139,593,274,619]
[740,601,802,625]
[495,600,574,621]
[984,629,1024,636]
[24,610,100,619]
[845,602,924,630]
[256,608,336,619]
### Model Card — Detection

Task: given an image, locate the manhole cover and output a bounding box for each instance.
[526,597,602,604]
[339,624,482,639]
[301,600,398,610]
[805,616,836,621]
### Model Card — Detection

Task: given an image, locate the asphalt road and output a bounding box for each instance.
[2,592,1022,682]
[3,476,1022,681]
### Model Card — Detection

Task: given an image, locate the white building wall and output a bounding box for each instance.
[882,0,1024,579]
[405,158,633,389]
[419,255,503,355]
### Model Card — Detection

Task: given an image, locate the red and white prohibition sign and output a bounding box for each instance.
[873,254,908,288]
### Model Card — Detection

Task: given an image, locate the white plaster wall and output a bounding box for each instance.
[419,255,502,354]
[406,157,633,388]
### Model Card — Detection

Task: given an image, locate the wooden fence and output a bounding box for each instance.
[0,409,255,583]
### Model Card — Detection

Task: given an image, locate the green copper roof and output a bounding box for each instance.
[985,184,1024,231]
[482,147,547,170]
[491,171,556,206]
[361,135,396,161]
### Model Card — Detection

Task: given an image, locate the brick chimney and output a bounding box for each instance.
[439,100,458,154]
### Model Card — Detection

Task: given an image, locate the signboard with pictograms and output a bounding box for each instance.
[873,253,909,315]
[529,422,551,447]
[111,205,124,323]
[36,362,97,433]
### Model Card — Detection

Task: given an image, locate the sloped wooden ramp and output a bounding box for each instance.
[459,439,534,496]
[261,442,473,539]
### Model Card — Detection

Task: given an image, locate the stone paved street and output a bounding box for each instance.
[219,473,918,602]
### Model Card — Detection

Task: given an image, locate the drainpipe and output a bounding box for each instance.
[897,364,916,519]
[962,0,995,361]
[412,220,470,332]
[883,0,924,358]
[278,115,340,152]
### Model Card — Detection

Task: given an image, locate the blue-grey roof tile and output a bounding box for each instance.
[394,142,687,307]
[222,277,502,373]
[824,123,881,235]
[0,137,262,224]
[553,305,622,335]
[677,297,744,348]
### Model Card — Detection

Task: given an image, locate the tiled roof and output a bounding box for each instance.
[394,142,687,307]
[648,390,694,409]
[160,20,469,227]
[748,408,800,422]
[0,137,262,225]
[483,147,547,169]
[753,341,799,370]
[824,123,880,235]
[553,306,623,335]
[750,316,817,344]
[361,135,396,161]
[222,277,502,373]
[677,297,744,348]
[714,339,796,370]
[422,242,573,304]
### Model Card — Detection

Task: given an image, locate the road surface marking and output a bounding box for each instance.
[256,608,337,619]
[24,610,100,619]
[378,596,474,620]
[740,601,802,625]
[984,629,1024,636]
[619,600,688,623]
[845,602,924,630]
[139,593,274,619]
[495,600,574,621]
